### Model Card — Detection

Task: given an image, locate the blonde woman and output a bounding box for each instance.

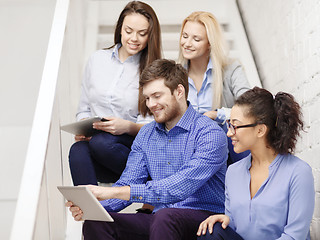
[178,11,251,163]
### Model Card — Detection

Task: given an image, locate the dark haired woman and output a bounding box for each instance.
[69,1,161,186]
[197,87,315,240]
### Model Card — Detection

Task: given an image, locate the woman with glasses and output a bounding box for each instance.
[197,87,315,240]
[178,11,251,164]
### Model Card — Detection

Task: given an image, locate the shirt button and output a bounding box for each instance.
[169,140,172,143]
[157,198,160,201]
[168,162,171,165]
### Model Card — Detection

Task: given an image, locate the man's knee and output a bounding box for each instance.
[150,209,190,239]
[152,208,174,223]
[83,220,102,239]
[150,208,177,230]
[83,220,96,233]
[83,220,114,240]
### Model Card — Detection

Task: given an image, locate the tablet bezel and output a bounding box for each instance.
[60,116,103,137]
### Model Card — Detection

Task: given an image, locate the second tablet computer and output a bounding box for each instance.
[57,186,114,222]
[60,116,108,137]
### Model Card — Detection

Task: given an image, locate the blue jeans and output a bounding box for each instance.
[68,132,135,185]
[197,222,244,240]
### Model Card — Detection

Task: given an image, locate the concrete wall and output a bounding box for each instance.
[238,0,320,239]
[0,1,55,239]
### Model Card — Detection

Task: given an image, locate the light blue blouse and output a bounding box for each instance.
[77,44,152,124]
[187,59,213,115]
[225,154,315,240]
[187,59,250,124]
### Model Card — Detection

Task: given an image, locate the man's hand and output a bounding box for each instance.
[197,214,230,236]
[65,185,131,222]
[66,201,83,221]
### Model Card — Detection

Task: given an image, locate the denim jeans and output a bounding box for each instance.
[69,132,135,185]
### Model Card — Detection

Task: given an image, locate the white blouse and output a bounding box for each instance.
[77,44,152,124]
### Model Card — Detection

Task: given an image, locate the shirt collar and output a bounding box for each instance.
[185,58,213,83]
[184,58,212,70]
[268,154,282,169]
[244,154,252,169]
[111,43,141,63]
[155,102,196,132]
[205,58,213,83]
[245,153,282,170]
[111,43,121,59]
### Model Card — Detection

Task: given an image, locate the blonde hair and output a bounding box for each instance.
[178,11,229,109]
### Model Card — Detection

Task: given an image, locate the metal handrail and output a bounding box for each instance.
[10,0,70,239]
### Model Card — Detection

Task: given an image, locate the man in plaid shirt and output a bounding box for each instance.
[67,59,228,240]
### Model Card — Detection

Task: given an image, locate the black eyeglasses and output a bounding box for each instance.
[226,119,258,135]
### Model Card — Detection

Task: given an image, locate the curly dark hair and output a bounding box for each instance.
[235,87,304,154]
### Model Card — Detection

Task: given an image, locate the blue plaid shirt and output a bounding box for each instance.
[101,104,228,213]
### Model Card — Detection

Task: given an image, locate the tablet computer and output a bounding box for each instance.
[60,116,107,137]
[57,186,114,222]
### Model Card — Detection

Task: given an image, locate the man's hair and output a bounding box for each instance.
[139,59,188,116]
